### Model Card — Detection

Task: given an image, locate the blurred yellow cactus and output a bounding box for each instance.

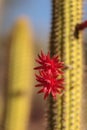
[4,17,34,130]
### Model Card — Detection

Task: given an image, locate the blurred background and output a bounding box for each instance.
[0,0,87,130]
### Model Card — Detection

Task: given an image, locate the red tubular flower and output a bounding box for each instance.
[34,51,64,99]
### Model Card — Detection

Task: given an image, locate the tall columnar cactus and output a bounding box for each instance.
[47,1,59,130]
[48,0,83,130]
[4,18,34,130]
[75,1,83,130]
[0,96,4,128]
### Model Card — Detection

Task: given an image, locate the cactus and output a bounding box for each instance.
[48,0,83,130]
[75,1,83,130]
[0,96,4,129]
[47,1,59,130]
[4,17,34,130]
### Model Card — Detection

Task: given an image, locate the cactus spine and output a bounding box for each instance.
[48,0,83,130]
[4,18,34,130]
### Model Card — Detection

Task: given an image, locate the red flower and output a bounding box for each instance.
[34,51,64,75]
[34,51,64,99]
